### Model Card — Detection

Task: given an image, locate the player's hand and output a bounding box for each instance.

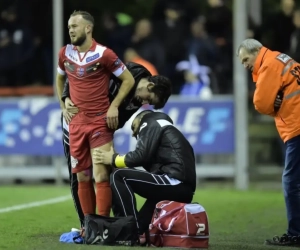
[65,97,79,114]
[62,108,74,124]
[93,146,114,165]
[106,106,119,130]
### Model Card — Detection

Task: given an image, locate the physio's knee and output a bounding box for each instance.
[109,169,124,184]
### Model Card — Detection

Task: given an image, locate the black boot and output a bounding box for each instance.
[265,234,300,247]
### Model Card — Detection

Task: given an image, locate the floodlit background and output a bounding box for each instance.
[0,0,298,249]
[1,0,296,187]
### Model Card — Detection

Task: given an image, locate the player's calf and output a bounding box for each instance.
[91,142,113,217]
[76,168,96,215]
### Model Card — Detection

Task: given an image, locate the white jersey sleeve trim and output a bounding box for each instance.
[57,66,65,75]
[112,65,126,77]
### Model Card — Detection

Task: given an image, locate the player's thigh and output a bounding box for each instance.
[69,124,92,180]
[88,119,114,181]
[91,141,113,182]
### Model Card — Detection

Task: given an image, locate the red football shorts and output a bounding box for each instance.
[69,119,113,174]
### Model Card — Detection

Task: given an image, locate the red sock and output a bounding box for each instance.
[78,180,96,215]
[89,180,96,211]
[96,182,112,216]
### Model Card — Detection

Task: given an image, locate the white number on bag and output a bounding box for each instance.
[196,223,205,235]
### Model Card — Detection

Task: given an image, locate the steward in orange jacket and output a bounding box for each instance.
[238,39,300,247]
[239,42,300,143]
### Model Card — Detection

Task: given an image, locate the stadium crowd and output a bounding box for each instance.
[1,0,298,97]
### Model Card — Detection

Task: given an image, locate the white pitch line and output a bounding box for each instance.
[0,195,71,214]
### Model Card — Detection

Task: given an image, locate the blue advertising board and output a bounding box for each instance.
[0,97,234,155]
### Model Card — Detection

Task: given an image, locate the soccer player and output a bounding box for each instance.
[93,110,196,237]
[61,62,172,227]
[55,11,135,219]
[237,38,300,247]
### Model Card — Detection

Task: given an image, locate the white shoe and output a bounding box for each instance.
[71,228,81,232]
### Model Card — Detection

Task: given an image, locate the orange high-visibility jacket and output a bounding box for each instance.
[252,46,300,142]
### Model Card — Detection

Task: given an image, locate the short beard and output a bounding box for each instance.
[71,34,86,46]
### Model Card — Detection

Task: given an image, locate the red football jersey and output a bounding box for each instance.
[57,39,126,124]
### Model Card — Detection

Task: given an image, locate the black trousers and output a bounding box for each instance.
[110,168,194,234]
[61,115,84,227]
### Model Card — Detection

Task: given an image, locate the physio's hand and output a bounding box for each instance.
[65,97,79,114]
[93,146,114,165]
[106,105,119,130]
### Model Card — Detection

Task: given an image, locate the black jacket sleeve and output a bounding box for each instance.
[61,78,70,102]
[124,120,161,168]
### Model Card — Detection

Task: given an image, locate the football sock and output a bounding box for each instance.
[96,181,112,216]
[88,180,96,213]
[78,180,96,215]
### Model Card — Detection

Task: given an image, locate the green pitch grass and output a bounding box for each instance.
[0,185,287,250]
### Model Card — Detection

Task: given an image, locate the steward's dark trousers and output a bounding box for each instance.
[283,135,300,236]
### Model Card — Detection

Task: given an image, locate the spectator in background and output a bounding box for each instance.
[186,16,218,73]
[247,16,262,41]
[176,54,213,99]
[205,0,232,46]
[205,0,232,94]
[124,48,158,76]
[153,2,188,94]
[100,12,133,61]
[182,16,219,94]
[130,19,165,73]
[0,5,36,87]
[290,9,300,62]
[27,0,53,86]
[262,0,295,53]
[151,0,199,27]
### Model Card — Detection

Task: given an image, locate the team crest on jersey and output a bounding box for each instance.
[76,67,85,77]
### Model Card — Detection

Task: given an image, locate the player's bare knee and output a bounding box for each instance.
[93,164,110,182]
[77,169,91,182]
[91,142,113,182]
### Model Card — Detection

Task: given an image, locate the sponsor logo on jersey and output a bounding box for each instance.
[68,54,78,62]
[86,53,100,63]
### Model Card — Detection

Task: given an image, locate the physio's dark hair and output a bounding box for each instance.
[147,75,172,109]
